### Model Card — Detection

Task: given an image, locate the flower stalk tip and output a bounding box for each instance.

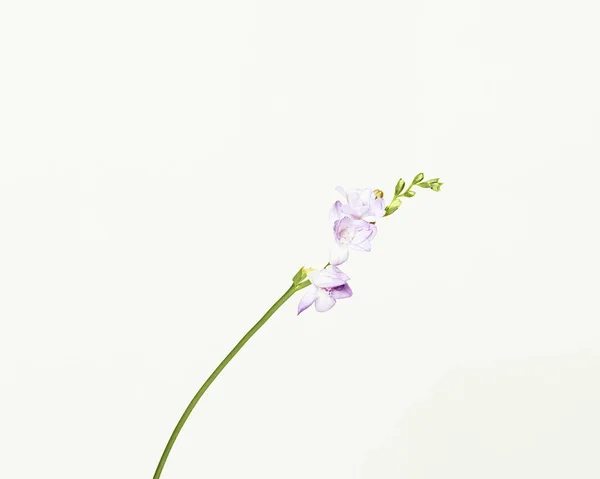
[384,172,443,217]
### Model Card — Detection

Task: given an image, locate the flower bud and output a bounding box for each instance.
[384,197,402,216]
[394,179,405,197]
[416,178,443,191]
[292,266,313,284]
[413,172,425,184]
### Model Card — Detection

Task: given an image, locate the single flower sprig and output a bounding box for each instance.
[153,176,443,479]
[384,172,443,217]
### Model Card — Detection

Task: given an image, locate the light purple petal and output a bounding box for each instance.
[335,186,349,202]
[350,239,372,252]
[309,269,345,288]
[368,222,378,238]
[341,203,369,219]
[332,218,343,241]
[329,283,353,300]
[333,217,356,242]
[371,198,386,218]
[297,286,319,315]
[326,265,350,282]
[309,265,350,287]
[350,220,376,244]
[329,201,344,222]
[346,190,363,206]
[330,243,349,266]
[315,294,336,312]
[361,211,383,222]
[335,186,386,222]
[359,188,374,205]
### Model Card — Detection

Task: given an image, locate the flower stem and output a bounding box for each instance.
[152,280,309,479]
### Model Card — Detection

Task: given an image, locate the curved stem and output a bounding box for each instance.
[153,281,308,479]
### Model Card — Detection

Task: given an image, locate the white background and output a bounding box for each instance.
[1,1,599,478]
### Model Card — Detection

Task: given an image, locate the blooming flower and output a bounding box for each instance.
[297,265,353,314]
[330,217,377,265]
[330,187,386,223]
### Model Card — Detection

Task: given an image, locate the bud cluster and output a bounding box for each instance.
[416,177,444,192]
[384,172,443,217]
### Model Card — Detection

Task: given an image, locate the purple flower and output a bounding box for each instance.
[330,187,386,223]
[297,265,353,314]
[330,217,377,265]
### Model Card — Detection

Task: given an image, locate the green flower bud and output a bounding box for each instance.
[416,178,443,190]
[404,190,416,198]
[384,197,402,216]
[292,266,308,284]
[394,179,405,197]
[413,172,425,184]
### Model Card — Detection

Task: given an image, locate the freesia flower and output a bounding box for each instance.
[153,174,443,479]
[330,187,386,222]
[297,265,353,314]
[330,217,377,265]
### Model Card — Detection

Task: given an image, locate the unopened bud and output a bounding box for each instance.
[416,178,443,191]
[292,266,312,284]
[384,197,402,217]
[394,178,406,196]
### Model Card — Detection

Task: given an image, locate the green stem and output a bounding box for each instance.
[152,280,309,479]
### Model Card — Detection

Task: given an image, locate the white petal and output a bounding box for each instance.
[326,265,350,282]
[315,293,336,312]
[329,244,350,266]
[346,191,363,206]
[370,198,386,218]
[309,270,344,288]
[359,188,373,205]
[297,286,319,314]
[335,186,349,202]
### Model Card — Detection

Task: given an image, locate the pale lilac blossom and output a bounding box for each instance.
[330,187,386,223]
[297,265,353,314]
[330,217,377,265]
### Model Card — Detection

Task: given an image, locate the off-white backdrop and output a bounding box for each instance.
[1,1,599,478]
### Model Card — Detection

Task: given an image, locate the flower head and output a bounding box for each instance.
[297,265,353,314]
[330,217,377,265]
[330,187,386,223]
